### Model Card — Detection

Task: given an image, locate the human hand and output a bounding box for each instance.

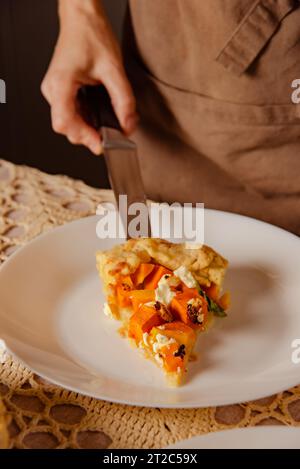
[41,0,137,155]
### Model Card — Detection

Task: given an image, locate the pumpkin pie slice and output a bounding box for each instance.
[96,238,229,386]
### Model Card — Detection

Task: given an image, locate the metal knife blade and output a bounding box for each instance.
[78,85,151,239]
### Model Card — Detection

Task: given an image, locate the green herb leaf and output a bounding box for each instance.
[209,300,227,317]
[196,282,227,318]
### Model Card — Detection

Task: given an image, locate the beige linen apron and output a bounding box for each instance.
[123,0,300,235]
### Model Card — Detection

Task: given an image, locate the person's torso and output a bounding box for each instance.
[129,0,300,104]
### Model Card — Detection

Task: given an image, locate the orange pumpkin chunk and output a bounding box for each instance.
[129,289,156,313]
[143,265,172,290]
[129,304,164,344]
[131,263,155,287]
[171,290,208,329]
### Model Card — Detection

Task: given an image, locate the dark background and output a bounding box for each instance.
[0,0,127,188]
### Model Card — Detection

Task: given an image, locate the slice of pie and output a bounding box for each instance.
[96,238,229,386]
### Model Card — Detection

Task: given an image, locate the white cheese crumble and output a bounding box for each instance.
[103,302,113,318]
[152,334,176,354]
[173,265,197,288]
[156,333,170,344]
[153,342,161,354]
[154,273,181,306]
[158,274,180,288]
[198,314,204,323]
[155,282,175,306]
[142,332,149,346]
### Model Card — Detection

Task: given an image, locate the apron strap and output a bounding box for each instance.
[216,0,298,75]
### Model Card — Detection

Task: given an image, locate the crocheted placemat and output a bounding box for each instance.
[0,396,9,449]
[0,158,300,449]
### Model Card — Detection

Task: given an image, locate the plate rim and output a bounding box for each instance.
[4,342,300,409]
[166,426,300,448]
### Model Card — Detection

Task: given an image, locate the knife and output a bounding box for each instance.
[78,85,151,239]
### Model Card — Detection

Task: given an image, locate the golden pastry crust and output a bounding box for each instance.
[96,238,228,293]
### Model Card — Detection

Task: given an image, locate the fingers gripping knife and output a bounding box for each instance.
[78,85,151,239]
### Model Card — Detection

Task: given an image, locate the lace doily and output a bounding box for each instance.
[0,159,300,449]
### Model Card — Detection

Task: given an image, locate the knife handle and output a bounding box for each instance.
[77,85,122,132]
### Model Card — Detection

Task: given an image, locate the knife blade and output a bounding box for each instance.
[78,85,151,239]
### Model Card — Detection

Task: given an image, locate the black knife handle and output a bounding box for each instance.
[77,85,122,131]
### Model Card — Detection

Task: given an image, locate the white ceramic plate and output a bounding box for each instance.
[0,211,299,408]
[167,426,300,449]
